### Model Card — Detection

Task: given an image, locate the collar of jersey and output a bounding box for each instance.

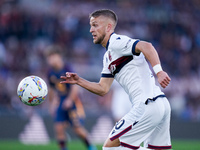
[106,32,115,50]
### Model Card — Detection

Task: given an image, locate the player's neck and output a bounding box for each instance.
[101,32,114,48]
[54,62,64,71]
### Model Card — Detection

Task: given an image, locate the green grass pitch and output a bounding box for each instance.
[0,140,200,150]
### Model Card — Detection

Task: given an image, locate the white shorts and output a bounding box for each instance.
[109,97,172,149]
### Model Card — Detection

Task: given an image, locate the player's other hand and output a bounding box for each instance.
[60,72,79,84]
[63,98,73,110]
[157,71,171,88]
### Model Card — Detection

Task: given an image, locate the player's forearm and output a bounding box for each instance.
[77,77,108,96]
[68,85,79,101]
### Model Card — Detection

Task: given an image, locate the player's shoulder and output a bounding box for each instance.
[110,33,130,43]
[108,33,131,49]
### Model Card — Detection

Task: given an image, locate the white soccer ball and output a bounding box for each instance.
[17,75,48,106]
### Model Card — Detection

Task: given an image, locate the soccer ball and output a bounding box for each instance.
[17,75,48,106]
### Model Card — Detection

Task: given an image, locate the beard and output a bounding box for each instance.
[94,33,106,44]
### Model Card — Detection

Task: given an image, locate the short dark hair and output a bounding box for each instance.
[89,9,118,24]
[45,45,62,57]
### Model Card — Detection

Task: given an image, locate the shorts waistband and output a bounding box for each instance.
[145,94,166,105]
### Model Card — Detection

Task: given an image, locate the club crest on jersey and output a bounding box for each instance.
[109,64,116,75]
[108,51,112,61]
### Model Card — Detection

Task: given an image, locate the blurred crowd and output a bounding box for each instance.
[0,0,200,121]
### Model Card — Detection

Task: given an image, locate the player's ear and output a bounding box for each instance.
[106,23,113,32]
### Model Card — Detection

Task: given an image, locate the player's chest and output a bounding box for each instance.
[106,50,122,64]
[105,50,133,75]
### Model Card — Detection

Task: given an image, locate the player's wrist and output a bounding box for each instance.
[153,64,163,75]
[76,77,83,86]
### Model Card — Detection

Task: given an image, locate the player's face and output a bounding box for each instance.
[47,54,63,70]
[90,16,107,45]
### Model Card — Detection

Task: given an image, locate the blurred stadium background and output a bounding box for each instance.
[0,0,200,149]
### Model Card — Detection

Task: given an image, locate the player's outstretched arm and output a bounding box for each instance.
[135,41,171,88]
[60,72,114,96]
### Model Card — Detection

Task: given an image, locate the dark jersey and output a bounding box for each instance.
[47,65,72,104]
[47,65,84,125]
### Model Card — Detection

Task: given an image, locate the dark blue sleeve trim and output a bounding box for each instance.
[132,40,140,56]
[101,74,114,78]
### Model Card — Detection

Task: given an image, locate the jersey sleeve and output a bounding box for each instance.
[110,35,140,56]
[101,52,114,78]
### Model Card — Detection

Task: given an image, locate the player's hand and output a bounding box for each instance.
[157,71,171,88]
[60,72,79,84]
[63,98,73,110]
